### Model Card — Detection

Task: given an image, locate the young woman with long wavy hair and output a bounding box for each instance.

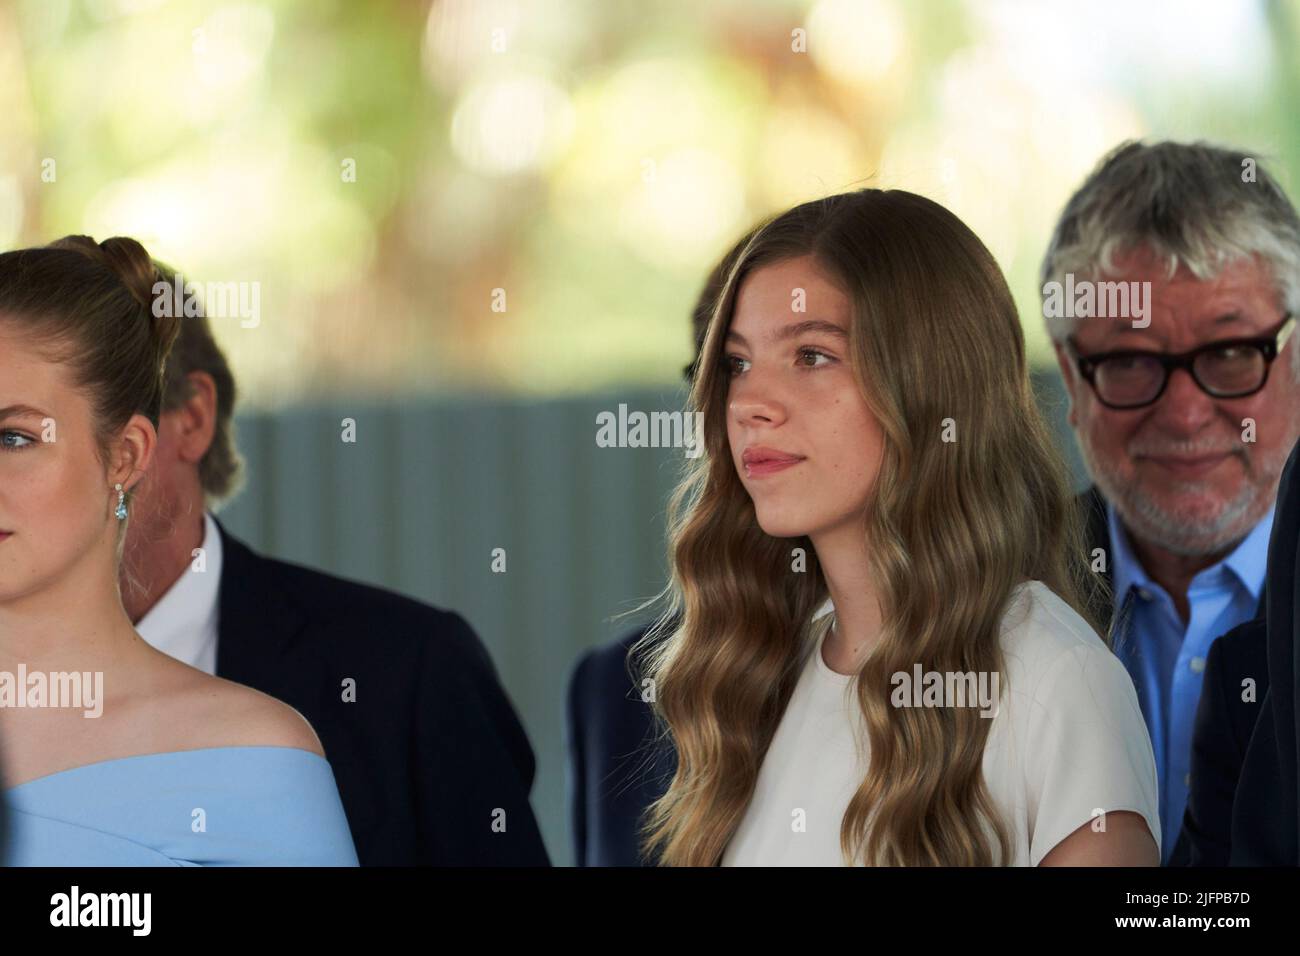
[638,189,1160,867]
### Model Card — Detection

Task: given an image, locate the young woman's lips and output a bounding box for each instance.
[1144,451,1233,479]
[0,531,11,541]
[743,450,806,478]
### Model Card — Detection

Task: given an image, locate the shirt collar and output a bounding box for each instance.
[1227,502,1276,602]
[134,511,224,662]
[1107,499,1275,603]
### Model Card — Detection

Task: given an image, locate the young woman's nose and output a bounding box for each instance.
[728,370,788,427]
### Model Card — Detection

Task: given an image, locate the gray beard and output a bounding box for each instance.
[1082,446,1279,558]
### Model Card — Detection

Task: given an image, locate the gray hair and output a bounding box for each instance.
[1040,140,1300,379]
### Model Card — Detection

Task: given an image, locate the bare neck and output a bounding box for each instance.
[810,523,883,673]
[0,533,147,675]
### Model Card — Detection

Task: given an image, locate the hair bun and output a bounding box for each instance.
[47,235,180,356]
[50,235,161,314]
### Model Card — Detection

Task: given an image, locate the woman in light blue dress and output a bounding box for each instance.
[3,747,356,866]
[0,236,357,866]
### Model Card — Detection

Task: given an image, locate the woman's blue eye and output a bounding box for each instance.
[0,430,35,451]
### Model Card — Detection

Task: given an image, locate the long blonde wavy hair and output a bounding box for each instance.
[637,188,1104,867]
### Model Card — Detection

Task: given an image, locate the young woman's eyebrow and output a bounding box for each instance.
[0,403,52,421]
[725,320,849,348]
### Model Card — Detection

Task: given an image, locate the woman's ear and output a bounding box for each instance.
[109,413,158,492]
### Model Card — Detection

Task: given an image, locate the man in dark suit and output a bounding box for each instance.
[122,299,549,866]
[1228,437,1300,863]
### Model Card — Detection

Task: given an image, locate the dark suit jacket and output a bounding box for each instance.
[1228,439,1300,865]
[566,627,675,866]
[214,517,550,866]
[1181,618,1267,865]
[566,488,1143,867]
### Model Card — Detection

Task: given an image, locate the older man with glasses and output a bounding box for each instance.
[1042,140,1300,865]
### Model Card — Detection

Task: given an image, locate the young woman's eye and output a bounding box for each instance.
[0,430,36,451]
[722,354,751,376]
[797,347,834,368]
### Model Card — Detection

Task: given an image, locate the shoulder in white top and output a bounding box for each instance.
[720,580,1160,866]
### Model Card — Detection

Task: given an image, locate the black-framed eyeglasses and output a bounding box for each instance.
[1067,314,1296,410]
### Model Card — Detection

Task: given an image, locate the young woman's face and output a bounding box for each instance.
[724,254,885,543]
[0,324,117,606]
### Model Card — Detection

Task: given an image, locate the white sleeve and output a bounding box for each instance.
[1021,642,1161,865]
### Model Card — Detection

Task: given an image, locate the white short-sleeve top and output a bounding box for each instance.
[720,580,1160,866]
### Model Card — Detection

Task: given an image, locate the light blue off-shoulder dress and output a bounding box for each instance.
[1,746,359,866]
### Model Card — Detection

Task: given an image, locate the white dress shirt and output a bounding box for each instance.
[134,511,223,675]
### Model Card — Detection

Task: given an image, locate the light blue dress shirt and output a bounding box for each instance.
[1107,501,1273,864]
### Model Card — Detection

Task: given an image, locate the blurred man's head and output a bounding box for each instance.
[683,225,760,385]
[1043,140,1300,557]
[123,275,243,558]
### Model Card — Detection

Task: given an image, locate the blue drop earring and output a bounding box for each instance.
[115,483,128,521]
